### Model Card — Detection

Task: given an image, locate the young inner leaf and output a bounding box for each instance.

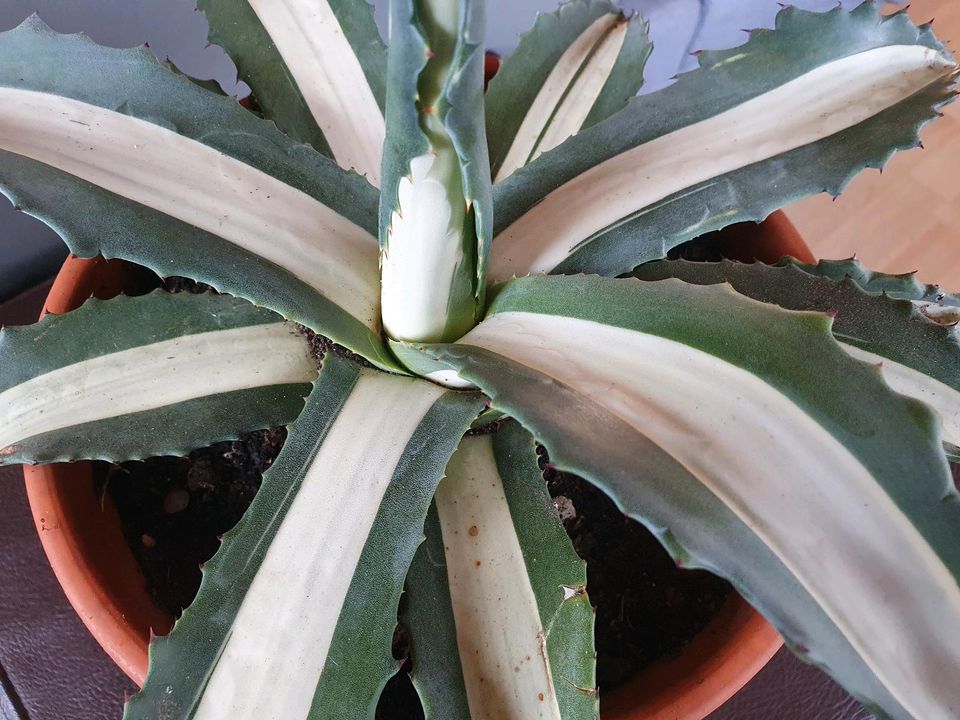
[381,0,483,345]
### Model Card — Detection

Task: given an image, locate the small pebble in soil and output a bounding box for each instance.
[553,494,577,523]
[163,489,190,514]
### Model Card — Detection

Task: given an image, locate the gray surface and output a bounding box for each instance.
[0,284,135,720]
[0,0,868,300]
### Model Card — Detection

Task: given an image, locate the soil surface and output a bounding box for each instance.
[101,418,730,716]
[95,429,287,616]
[544,464,732,690]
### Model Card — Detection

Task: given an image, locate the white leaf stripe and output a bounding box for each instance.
[530,15,628,165]
[381,151,469,342]
[246,0,385,185]
[427,346,908,715]
[0,87,381,328]
[435,435,563,720]
[403,421,595,719]
[490,44,955,281]
[494,12,627,182]
[0,323,314,455]
[631,258,960,458]
[842,343,960,448]
[125,358,482,718]
[192,371,445,719]
[456,310,960,720]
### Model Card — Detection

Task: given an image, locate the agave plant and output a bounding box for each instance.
[1,0,959,717]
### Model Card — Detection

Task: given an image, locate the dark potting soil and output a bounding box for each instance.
[95,429,288,617]
[101,418,730,714]
[544,464,731,689]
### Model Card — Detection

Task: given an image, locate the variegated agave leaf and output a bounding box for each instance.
[635,257,960,453]
[1,2,958,720]
[0,291,314,465]
[414,274,960,720]
[379,0,493,344]
[404,421,596,719]
[0,17,396,370]
[199,0,387,182]
[486,0,651,181]
[124,354,484,719]
[491,4,959,281]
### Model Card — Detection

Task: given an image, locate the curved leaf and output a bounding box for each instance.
[379,0,492,343]
[634,257,960,449]
[490,4,958,281]
[404,422,596,719]
[0,290,313,465]
[0,17,395,370]
[487,0,650,181]
[124,354,484,719]
[200,0,387,183]
[783,257,960,321]
[417,274,960,720]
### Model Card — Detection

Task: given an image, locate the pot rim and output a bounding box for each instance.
[24,215,810,715]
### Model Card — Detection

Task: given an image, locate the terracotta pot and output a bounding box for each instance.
[23,213,813,716]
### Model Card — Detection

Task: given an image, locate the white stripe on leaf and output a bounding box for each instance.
[193,372,444,719]
[495,12,628,182]
[458,310,960,720]
[381,151,467,343]
[491,44,955,280]
[436,435,563,720]
[0,88,381,327]
[247,0,385,185]
[0,323,313,453]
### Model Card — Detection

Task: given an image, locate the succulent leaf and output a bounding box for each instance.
[635,257,960,451]
[123,354,483,719]
[379,0,492,344]
[487,0,651,181]
[199,0,387,182]
[417,274,960,720]
[0,290,314,465]
[490,4,959,281]
[782,257,960,315]
[0,17,396,370]
[404,421,596,719]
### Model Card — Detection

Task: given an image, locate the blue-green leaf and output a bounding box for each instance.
[487,0,650,181]
[0,17,395,370]
[199,0,387,181]
[124,354,484,719]
[417,273,960,720]
[0,290,313,465]
[405,421,596,719]
[490,5,957,281]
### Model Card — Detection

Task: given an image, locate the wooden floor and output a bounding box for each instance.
[785,0,960,289]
